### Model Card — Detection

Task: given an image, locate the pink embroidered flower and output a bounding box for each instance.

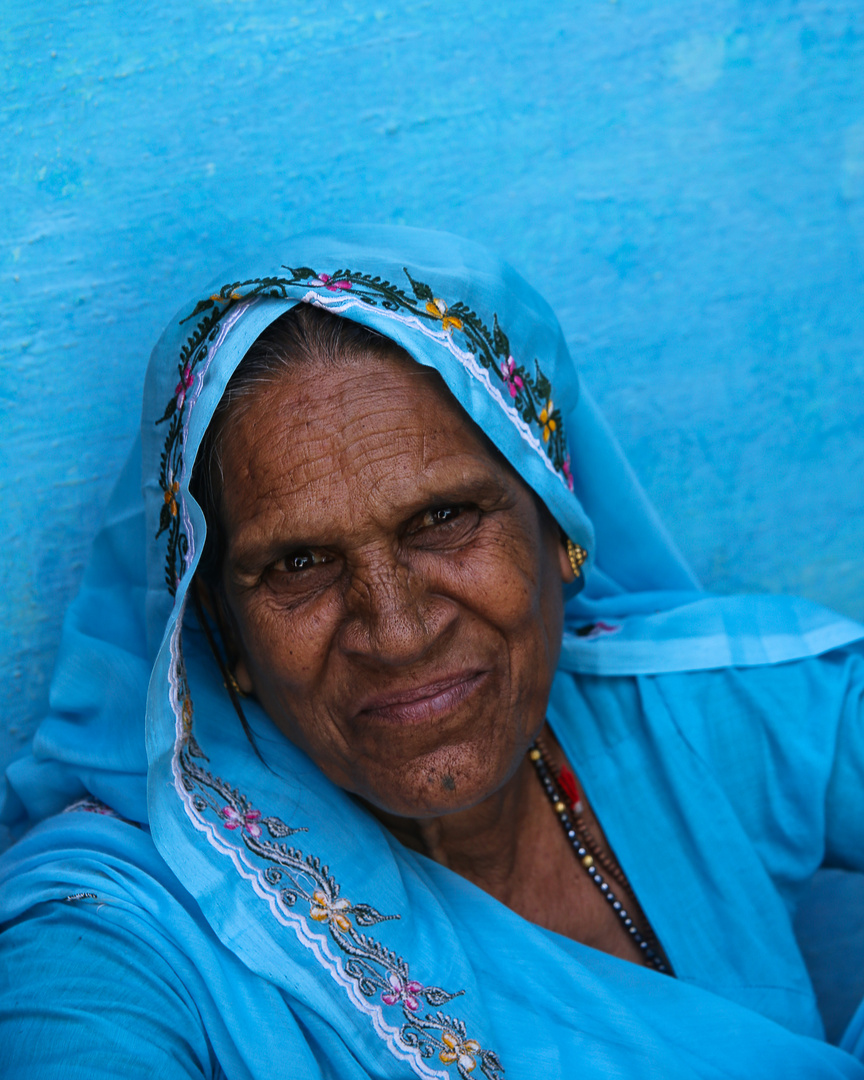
[312,273,353,291]
[439,1031,481,1072]
[562,454,574,491]
[426,296,463,332]
[175,365,193,409]
[221,806,262,838]
[381,973,423,1011]
[309,889,352,932]
[500,356,523,399]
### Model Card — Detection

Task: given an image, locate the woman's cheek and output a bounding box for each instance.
[240,593,335,688]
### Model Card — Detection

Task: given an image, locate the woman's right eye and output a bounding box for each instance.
[271,549,329,574]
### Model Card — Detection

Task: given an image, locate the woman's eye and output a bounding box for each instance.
[272,549,328,573]
[421,506,461,528]
[410,504,479,548]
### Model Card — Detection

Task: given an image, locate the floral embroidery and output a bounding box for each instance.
[221,805,263,837]
[175,709,504,1079]
[500,357,523,399]
[163,480,180,518]
[181,692,194,735]
[382,972,423,1011]
[426,296,464,332]
[309,889,353,932]
[539,400,556,443]
[175,365,194,409]
[312,273,353,291]
[440,1031,482,1072]
[562,454,574,492]
[155,263,570,597]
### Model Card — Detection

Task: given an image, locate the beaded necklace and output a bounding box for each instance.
[528,739,673,975]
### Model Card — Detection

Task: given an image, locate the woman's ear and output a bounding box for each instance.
[232,655,254,696]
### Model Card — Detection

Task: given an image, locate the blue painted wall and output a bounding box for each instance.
[2,1,863,811]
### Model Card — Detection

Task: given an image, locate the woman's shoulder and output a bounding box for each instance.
[648,639,864,750]
[2,798,178,917]
[555,639,864,870]
[0,803,212,1078]
[0,801,277,1080]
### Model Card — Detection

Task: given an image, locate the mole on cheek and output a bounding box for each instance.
[441,774,456,791]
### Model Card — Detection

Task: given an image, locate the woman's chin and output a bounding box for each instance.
[345,739,524,822]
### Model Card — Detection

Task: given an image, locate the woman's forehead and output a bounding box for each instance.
[216,350,515,536]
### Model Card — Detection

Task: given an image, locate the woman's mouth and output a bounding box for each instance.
[353,671,489,725]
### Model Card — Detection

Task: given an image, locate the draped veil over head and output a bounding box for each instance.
[3,226,864,1079]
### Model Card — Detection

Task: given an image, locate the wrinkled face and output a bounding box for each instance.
[217,349,572,818]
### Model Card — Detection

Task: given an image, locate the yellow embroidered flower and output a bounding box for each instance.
[163,480,180,517]
[439,1031,481,1072]
[209,290,242,304]
[539,400,556,442]
[309,889,352,932]
[426,297,463,332]
[181,694,193,733]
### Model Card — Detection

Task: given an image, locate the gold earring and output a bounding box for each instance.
[225,670,248,699]
[566,539,588,577]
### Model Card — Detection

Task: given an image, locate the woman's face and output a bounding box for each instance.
[217,348,572,819]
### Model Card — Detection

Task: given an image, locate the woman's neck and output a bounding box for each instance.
[369,728,566,904]
[369,729,663,972]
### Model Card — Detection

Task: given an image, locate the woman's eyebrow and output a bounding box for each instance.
[410,472,511,504]
[226,473,512,562]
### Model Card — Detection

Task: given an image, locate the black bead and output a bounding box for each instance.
[530,738,671,977]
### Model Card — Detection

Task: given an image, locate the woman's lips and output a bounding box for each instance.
[353,671,489,725]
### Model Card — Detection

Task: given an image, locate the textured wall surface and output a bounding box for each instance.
[2,0,863,791]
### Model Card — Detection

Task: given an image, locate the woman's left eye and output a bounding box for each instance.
[420,506,462,528]
[410,504,480,548]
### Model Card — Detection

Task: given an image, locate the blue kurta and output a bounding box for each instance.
[2,641,864,1077]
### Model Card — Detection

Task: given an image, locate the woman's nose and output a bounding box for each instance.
[337,555,450,665]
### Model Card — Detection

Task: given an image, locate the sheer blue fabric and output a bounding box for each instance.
[2,226,864,1077]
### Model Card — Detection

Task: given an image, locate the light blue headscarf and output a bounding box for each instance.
[3,226,864,1078]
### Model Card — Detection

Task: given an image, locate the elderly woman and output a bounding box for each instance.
[2,226,864,1078]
